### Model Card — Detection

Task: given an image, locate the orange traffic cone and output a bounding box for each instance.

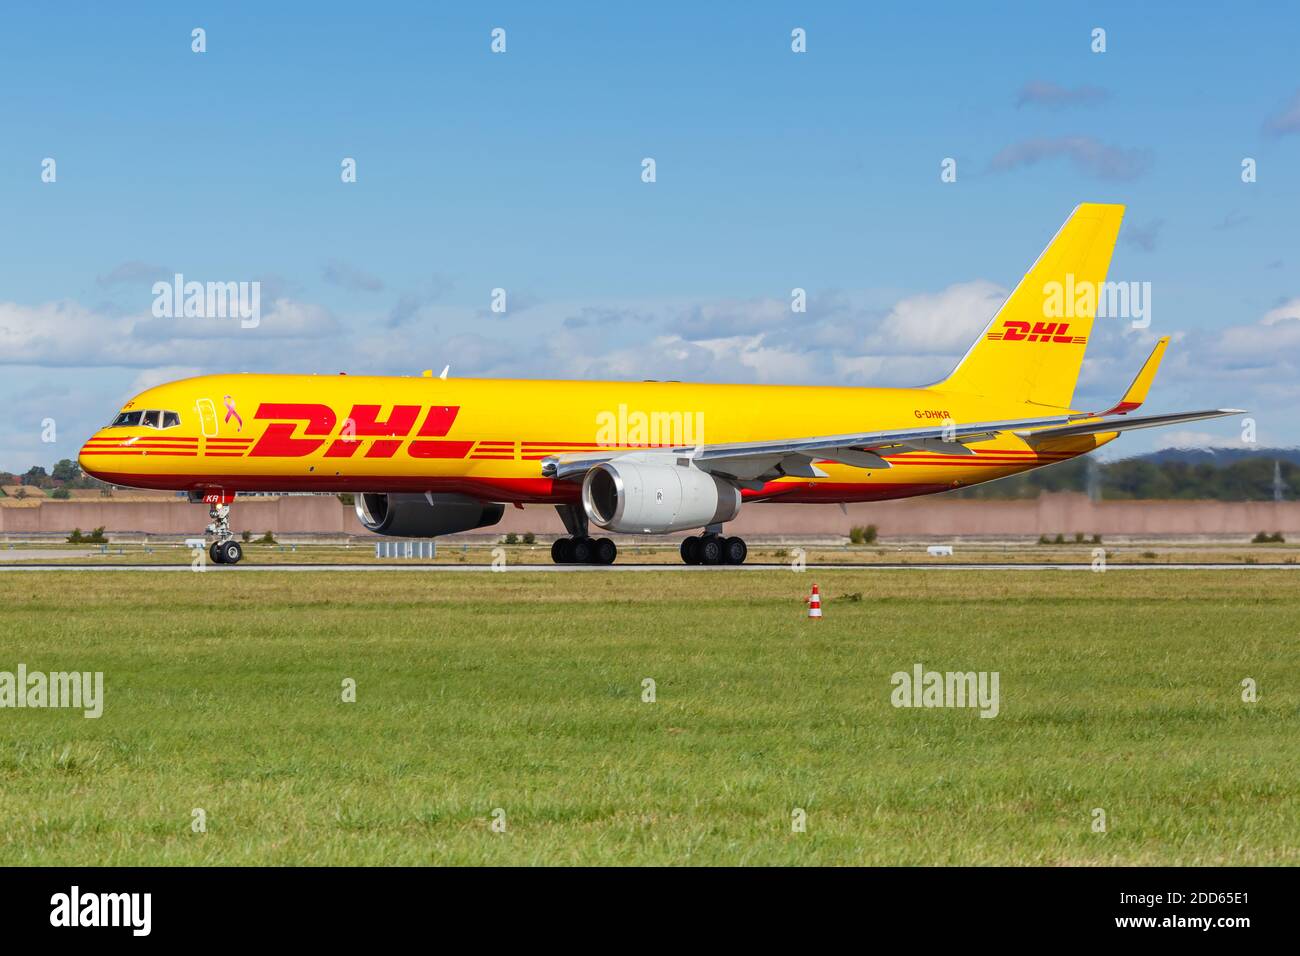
[807,583,822,620]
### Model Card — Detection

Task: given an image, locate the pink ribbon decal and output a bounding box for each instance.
[223,395,243,431]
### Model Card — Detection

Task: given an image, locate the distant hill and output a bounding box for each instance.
[953,447,1298,501]
[1137,447,1300,467]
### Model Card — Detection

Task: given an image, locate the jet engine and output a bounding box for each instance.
[355,492,505,537]
[581,456,741,534]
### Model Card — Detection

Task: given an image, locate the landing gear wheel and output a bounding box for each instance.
[594,537,617,565]
[722,536,748,565]
[699,535,724,565]
[681,537,702,565]
[209,542,226,565]
[219,540,243,565]
[552,538,575,564]
[571,536,594,564]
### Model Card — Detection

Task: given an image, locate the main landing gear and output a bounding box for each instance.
[205,501,243,565]
[551,535,617,565]
[550,504,617,565]
[680,529,747,565]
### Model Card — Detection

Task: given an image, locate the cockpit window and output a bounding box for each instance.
[108,409,181,429]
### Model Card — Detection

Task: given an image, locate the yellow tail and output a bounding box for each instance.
[938,203,1126,409]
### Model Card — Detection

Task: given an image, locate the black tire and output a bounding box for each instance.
[680,537,702,565]
[209,542,225,565]
[571,536,594,564]
[551,538,574,564]
[722,536,748,565]
[220,540,243,565]
[594,537,617,565]
[699,535,723,565]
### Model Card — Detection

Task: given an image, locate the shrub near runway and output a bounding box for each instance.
[0,571,1296,865]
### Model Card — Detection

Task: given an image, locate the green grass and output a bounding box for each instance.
[0,570,1296,865]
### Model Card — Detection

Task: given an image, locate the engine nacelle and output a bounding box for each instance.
[581,456,741,534]
[355,492,504,537]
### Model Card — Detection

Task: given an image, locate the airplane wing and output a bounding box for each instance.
[1015,408,1243,445]
[539,332,1243,485]
[542,413,1072,484]
[541,407,1244,485]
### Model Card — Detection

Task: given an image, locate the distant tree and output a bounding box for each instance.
[952,455,1297,502]
[51,459,79,482]
[522,531,536,545]
[21,466,49,488]
[50,487,71,499]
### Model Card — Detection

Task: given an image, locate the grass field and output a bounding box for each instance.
[1,569,1296,865]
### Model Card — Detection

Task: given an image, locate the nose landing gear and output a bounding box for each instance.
[209,538,243,565]
[203,498,243,565]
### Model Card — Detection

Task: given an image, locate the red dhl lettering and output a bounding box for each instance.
[246,403,466,458]
[996,321,1080,344]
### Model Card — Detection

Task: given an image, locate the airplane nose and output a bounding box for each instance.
[78,432,108,480]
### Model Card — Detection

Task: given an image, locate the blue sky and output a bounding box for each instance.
[2,1,1297,472]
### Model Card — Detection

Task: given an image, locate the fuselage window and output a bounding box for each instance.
[141,410,162,428]
[162,411,181,428]
[110,411,143,428]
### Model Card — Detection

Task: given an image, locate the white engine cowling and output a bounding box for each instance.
[581,456,741,534]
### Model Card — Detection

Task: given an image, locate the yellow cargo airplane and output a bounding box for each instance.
[80,203,1238,565]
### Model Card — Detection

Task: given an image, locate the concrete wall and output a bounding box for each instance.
[0,496,346,536]
[492,493,1300,537]
[3,492,1298,537]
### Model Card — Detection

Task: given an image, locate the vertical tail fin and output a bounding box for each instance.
[938,203,1125,409]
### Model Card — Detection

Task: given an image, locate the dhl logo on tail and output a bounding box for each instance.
[985,321,1087,344]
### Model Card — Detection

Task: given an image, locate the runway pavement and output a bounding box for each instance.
[0,562,1295,572]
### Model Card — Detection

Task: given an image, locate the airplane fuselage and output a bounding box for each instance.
[79,373,1107,503]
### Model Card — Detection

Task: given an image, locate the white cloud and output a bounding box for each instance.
[1213,298,1300,360]
[868,280,1006,352]
[0,298,340,367]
